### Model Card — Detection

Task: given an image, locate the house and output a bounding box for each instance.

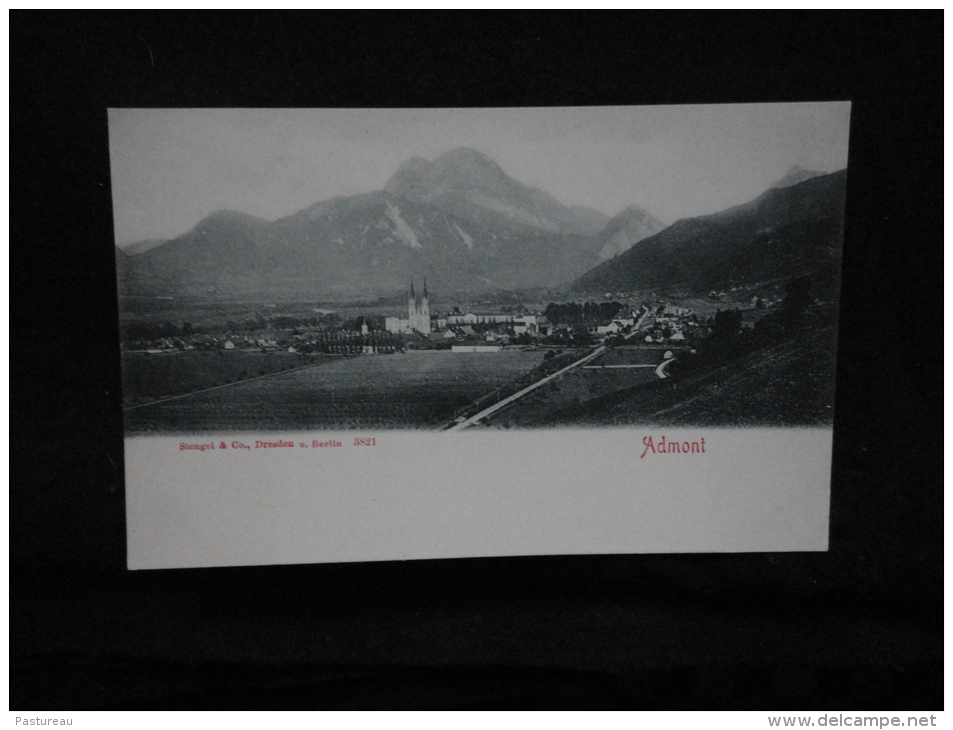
[513,314,541,335]
[447,312,515,326]
[596,316,636,335]
[447,312,480,325]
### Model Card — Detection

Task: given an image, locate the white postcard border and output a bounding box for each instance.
[126,427,831,569]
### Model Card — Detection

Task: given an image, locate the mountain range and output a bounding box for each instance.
[771,165,826,189]
[572,169,847,294]
[117,148,844,301]
[120,148,628,299]
[118,238,167,255]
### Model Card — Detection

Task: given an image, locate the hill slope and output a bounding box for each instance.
[771,165,826,189]
[119,238,168,255]
[539,316,838,427]
[572,170,847,294]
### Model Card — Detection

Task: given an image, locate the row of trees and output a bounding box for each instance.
[295,330,404,354]
[544,301,625,325]
[710,276,813,340]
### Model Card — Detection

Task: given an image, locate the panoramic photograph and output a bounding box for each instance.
[111,104,850,434]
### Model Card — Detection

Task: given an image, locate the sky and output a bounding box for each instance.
[108,103,851,244]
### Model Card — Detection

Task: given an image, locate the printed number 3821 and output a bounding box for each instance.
[354,437,377,446]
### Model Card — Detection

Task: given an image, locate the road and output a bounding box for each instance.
[447,306,676,430]
[622,306,652,340]
[447,345,608,431]
[655,357,676,379]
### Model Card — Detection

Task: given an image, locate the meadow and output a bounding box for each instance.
[123,349,545,434]
[121,350,332,406]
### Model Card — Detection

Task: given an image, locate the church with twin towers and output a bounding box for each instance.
[384,279,432,335]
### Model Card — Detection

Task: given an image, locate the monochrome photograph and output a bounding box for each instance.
[111,104,850,435]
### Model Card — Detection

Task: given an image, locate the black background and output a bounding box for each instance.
[10,12,942,710]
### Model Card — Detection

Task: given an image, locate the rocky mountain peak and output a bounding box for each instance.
[432,147,506,179]
[193,209,270,232]
[384,156,434,198]
[771,165,826,189]
[596,204,666,261]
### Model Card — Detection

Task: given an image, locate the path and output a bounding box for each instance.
[655,357,676,379]
[448,345,608,431]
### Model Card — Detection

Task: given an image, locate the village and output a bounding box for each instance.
[121,279,790,359]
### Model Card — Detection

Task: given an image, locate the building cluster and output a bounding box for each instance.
[642,304,701,344]
[384,281,549,342]
[385,280,435,334]
[595,313,639,335]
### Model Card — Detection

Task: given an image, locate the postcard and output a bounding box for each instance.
[110,103,850,569]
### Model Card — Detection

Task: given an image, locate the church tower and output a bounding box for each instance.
[420,278,431,333]
[407,279,431,334]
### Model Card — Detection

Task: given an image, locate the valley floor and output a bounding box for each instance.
[121,310,837,434]
[122,349,546,434]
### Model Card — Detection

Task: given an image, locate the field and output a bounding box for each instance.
[480,348,663,429]
[121,351,334,406]
[123,349,546,434]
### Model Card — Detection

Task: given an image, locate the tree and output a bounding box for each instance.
[712,308,743,339]
[780,276,811,327]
